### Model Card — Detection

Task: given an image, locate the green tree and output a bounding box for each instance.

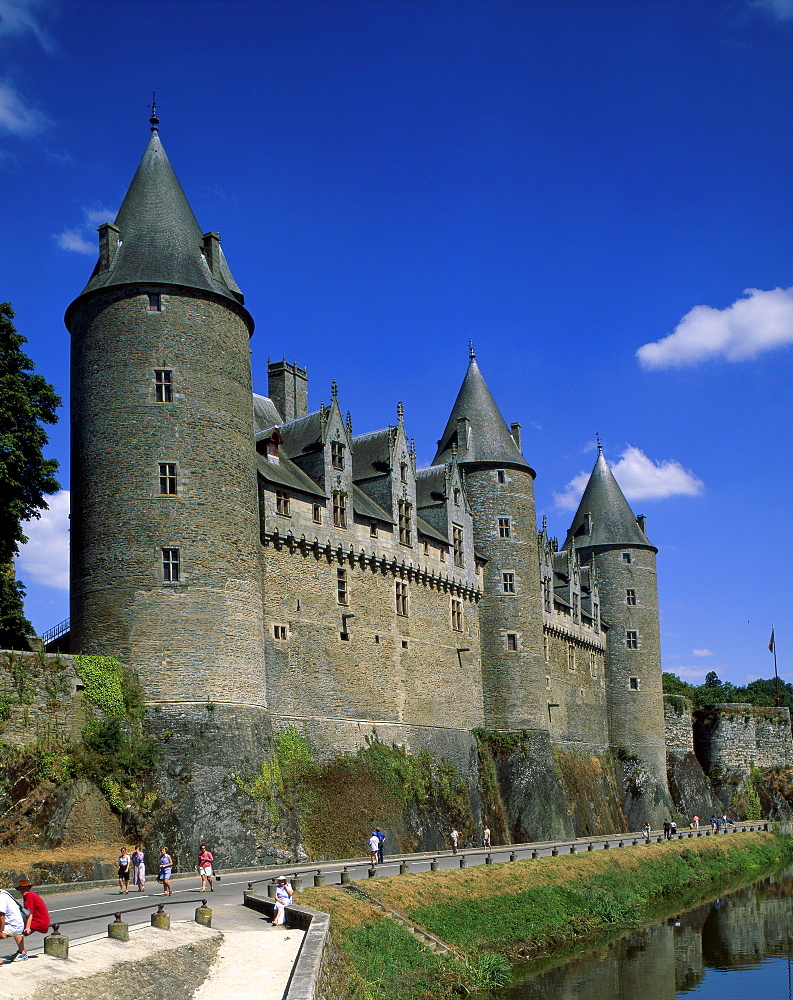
[0,303,61,643]
[0,570,33,648]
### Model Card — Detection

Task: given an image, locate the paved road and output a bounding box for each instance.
[4,825,755,960]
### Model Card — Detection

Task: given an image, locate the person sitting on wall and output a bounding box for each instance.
[16,881,49,941]
[273,877,293,926]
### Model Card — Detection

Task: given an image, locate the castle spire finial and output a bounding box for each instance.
[542,514,547,532]
[148,92,160,133]
[397,400,404,423]
[330,379,338,402]
[596,433,602,455]
[468,339,476,360]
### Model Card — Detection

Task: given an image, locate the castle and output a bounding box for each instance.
[62,115,675,842]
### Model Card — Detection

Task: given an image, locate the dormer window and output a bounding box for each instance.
[400,462,408,483]
[331,441,345,470]
[265,430,281,459]
[453,488,461,506]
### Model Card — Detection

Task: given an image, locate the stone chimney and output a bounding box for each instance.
[268,359,308,422]
[97,223,121,272]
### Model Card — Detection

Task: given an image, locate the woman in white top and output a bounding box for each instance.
[273,878,293,926]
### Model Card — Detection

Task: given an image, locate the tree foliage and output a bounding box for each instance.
[0,570,33,648]
[663,670,793,709]
[0,302,61,563]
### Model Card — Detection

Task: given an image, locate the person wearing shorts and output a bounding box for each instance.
[158,847,173,896]
[118,847,131,893]
[16,881,49,940]
[0,888,27,960]
[198,844,214,892]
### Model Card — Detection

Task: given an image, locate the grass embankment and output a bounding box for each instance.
[302,832,793,1000]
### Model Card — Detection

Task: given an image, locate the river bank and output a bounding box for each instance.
[301,831,793,1000]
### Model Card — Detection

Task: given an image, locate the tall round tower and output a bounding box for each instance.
[563,446,668,789]
[65,117,266,709]
[433,348,546,731]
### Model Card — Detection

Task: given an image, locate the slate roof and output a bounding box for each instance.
[253,394,283,434]
[67,131,248,322]
[352,485,393,524]
[415,466,447,507]
[255,454,326,499]
[276,411,326,457]
[353,429,394,479]
[563,451,655,552]
[417,515,448,544]
[433,357,531,470]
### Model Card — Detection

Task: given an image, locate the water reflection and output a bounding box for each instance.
[504,868,793,999]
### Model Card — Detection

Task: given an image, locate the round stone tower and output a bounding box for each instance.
[433,348,547,731]
[65,117,267,708]
[563,447,668,788]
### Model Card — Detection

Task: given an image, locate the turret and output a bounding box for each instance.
[562,446,668,791]
[65,114,267,707]
[433,345,546,730]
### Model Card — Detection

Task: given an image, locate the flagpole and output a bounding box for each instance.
[771,625,779,707]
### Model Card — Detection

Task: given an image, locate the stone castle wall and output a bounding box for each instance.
[664,695,694,755]
[0,650,85,746]
[693,704,793,775]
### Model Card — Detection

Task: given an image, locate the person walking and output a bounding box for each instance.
[0,888,27,960]
[483,825,491,853]
[273,877,293,926]
[16,881,49,941]
[642,822,651,841]
[158,847,173,896]
[692,815,699,830]
[117,846,131,893]
[450,827,459,854]
[132,845,146,892]
[198,844,214,892]
[369,831,380,865]
[375,828,386,865]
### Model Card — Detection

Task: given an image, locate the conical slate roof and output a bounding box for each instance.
[67,130,247,318]
[433,355,530,470]
[563,450,654,551]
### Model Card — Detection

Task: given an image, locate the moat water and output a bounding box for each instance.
[499,867,793,999]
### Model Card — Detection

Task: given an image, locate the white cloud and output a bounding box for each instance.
[751,0,793,21]
[0,0,54,50]
[693,649,713,658]
[54,205,115,255]
[55,228,94,254]
[0,80,47,137]
[553,445,704,511]
[16,490,69,591]
[637,286,793,369]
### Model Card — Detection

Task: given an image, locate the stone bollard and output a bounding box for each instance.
[195,902,212,927]
[292,874,303,892]
[400,861,410,875]
[632,839,638,846]
[697,830,701,837]
[587,842,594,852]
[313,870,325,887]
[618,841,624,848]
[570,844,577,854]
[268,881,277,898]
[341,867,351,884]
[485,853,493,864]
[108,918,129,942]
[430,859,438,871]
[151,906,170,930]
[509,851,517,862]
[657,836,663,843]
[603,841,610,850]
[368,866,377,878]
[551,847,558,856]
[688,832,693,838]
[44,932,69,959]
[459,855,467,868]
[531,850,538,859]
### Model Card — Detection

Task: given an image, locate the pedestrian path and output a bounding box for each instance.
[193,901,303,1000]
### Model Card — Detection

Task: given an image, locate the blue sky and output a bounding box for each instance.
[2,0,792,686]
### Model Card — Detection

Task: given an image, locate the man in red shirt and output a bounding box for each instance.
[16,881,50,938]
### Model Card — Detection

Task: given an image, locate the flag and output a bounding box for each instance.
[769,628,775,653]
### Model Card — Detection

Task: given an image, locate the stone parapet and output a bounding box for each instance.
[664,695,694,755]
[693,704,793,776]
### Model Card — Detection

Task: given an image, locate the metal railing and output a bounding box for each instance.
[49,896,209,935]
[41,618,70,643]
